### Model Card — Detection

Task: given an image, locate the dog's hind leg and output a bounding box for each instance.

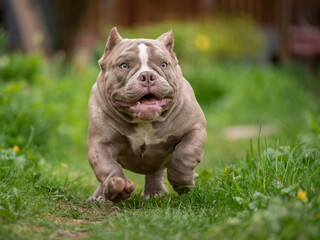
[144,170,167,200]
[87,182,104,202]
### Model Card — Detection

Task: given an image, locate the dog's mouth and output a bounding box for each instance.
[133,93,173,110]
[113,93,173,120]
[138,94,158,105]
[114,93,173,108]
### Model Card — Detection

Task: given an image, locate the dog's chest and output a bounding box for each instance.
[127,123,167,153]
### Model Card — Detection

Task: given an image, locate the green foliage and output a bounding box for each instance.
[0,53,44,83]
[0,29,7,55]
[0,80,58,149]
[211,198,319,240]
[0,53,96,153]
[186,63,317,125]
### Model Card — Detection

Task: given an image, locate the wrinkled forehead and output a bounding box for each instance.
[111,39,169,62]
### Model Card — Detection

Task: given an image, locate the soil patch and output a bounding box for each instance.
[222,124,278,140]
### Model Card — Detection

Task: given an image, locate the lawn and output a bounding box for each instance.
[0,51,319,240]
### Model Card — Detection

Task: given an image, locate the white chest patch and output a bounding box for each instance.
[127,123,167,152]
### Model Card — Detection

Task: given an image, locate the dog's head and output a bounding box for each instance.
[97,27,182,122]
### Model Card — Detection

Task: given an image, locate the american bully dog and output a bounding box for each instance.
[87,27,206,202]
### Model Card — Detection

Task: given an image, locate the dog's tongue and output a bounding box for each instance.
[139,94,157,105]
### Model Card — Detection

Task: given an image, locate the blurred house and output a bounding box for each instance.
[1,0,320,62]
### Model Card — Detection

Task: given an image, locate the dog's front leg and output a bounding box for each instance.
[167,124,206,195]
[88,141,135,202]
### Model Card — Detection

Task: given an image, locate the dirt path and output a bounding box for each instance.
[222,124,278,140]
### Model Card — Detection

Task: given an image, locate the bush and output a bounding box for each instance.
[0,53,44,83]
[0,79,59,149]
[0,28,7,55]
[0,52,97,156]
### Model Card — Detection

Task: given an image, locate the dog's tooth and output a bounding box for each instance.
[138,101,141,105]
[156,100,159,104]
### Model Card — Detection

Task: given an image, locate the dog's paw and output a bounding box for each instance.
[87,195,105,202]
[175,185,193,195]
[144,185,167,200]
[103,177,135,203]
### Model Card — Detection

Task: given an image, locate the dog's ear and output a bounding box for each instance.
[105,27,122,54]
[157,30,178,63]
[157,30,174,51]
[99,27,122,69]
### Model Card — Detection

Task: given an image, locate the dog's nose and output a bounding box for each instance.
[138,71,157,86]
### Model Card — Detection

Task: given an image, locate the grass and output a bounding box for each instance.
[1,135,319,239]
[0,52,320,239]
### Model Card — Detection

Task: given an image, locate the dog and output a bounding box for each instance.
[87,27,206,202]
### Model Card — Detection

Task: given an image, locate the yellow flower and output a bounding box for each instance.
[195,34,210,51]
[12,145,20,153]
[61,163,69,168]
[224,168,227,173]
[297,189,308,203]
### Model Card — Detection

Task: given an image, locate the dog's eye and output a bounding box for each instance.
[161,62,167,68]
[120,63,129,69]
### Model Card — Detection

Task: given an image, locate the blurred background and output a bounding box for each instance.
[0,0,319,180]
[1,0,320,63]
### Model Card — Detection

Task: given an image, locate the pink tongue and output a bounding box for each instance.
[140,95,157,105]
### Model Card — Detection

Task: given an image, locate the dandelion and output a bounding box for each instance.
[224,168,227,173]
[12,145,20,153]
[297,189,308,203]
[61,163,69,168]
[195,34,210,51]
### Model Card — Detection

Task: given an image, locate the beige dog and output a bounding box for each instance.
[87,28,206,202]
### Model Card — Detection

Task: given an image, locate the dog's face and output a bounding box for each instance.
[98,28,181,122]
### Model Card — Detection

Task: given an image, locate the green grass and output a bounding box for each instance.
[0,52,320,239]
[1,135,319,239]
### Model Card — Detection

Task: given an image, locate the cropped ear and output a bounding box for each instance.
[99,27,122,68]
[157,30,178,63]
[104,27,122,54]
[157,30,174,51]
